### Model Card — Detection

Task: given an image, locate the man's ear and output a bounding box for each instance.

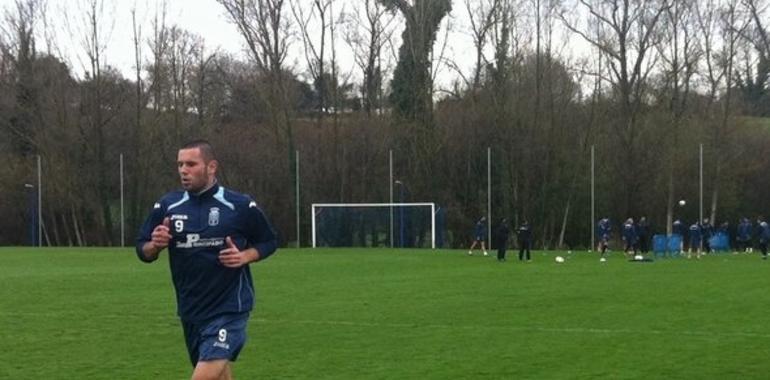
[208,159,219,175]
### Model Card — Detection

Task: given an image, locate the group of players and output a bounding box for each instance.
[596,216,770,261]
[467,217,533,262]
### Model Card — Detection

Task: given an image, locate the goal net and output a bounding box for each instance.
[311,203,437,249]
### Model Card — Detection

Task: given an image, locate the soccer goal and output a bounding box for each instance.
[311,203,437,249]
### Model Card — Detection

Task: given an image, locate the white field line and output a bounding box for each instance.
[2,311,768,339]
[253,318,770,339]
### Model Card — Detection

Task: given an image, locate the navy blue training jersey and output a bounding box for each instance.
[474,220,487,238]
[136,183,277,323]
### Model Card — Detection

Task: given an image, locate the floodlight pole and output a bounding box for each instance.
[395,180,405,248]
[296,150,300,248]
[389,149,393,248]
[591,145,595,252]
[487,147,491,246]
[698,144,703,223]
[37,154,42,247]
[699,144,703,224]
[120,153,125,247]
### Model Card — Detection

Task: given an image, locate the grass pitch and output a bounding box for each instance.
[0,247,768,379]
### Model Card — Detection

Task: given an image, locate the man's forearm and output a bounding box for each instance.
[244,248,260,263]
[141,242,163,261]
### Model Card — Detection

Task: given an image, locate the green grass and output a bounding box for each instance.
[0,247,768,379]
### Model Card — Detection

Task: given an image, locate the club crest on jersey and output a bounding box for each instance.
[208,207,220,226]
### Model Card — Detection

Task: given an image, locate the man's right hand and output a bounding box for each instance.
[143,218,172,260]
[151,217,172,250]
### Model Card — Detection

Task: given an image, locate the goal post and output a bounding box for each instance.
[312,203,437,249]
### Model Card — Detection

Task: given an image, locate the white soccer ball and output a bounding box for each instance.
[679,199,686,206]
[555,256,565,263]
[599,257,607,262]
[634,255,643,261]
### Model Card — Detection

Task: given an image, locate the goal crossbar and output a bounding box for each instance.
[311,202,436,249]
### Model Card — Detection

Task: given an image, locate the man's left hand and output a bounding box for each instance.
[219,236,259,268]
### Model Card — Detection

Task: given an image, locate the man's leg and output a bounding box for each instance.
[192,359,231,380]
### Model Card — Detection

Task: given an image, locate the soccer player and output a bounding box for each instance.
[688,221,702,259]
[468,216,488,256]
[672,219,686,254]
[517,220,532,262]
[736,217,752,253]
[136,140,278,380]
[757,216,769,260]
[493,218,510,262]
[596,217,611,260]
[636,216,650,255]
[622,218,638,256]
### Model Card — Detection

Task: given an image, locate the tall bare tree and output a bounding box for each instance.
[343,0,396,116]
[657,0,698,233]
[66,0,122,245]
[0,0,45,156]
[562,0,671,217]
[218,0,297,243]
[218,0,292,146]
[380,0,452,125]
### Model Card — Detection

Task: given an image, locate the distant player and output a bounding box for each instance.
[596,218,611,260]
[636,216,650,254]
[757,216,769,260]
[517,220,532,262]
[672,219,686,254]
[688,221,702,259]
[622,218,638,256]
[736,217,752,253]
[468,216,488,256]
[493,218,510,262]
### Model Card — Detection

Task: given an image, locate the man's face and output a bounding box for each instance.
[177,148,216,192]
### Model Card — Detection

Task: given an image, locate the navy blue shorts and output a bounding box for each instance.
[182,312,249,367]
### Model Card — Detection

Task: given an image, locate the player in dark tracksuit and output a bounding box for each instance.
[701,218,714,254]
[756,217,770,260]
[494,218,510,262]
[688,222,702,259]
[636,216,650,254]
[596,218,611,260]
[622,218,638,256]
[136,140,278,378]
[736,218,752,253]
[468,217,488,256]
[517,221,532,262]
[672,219,686,254]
